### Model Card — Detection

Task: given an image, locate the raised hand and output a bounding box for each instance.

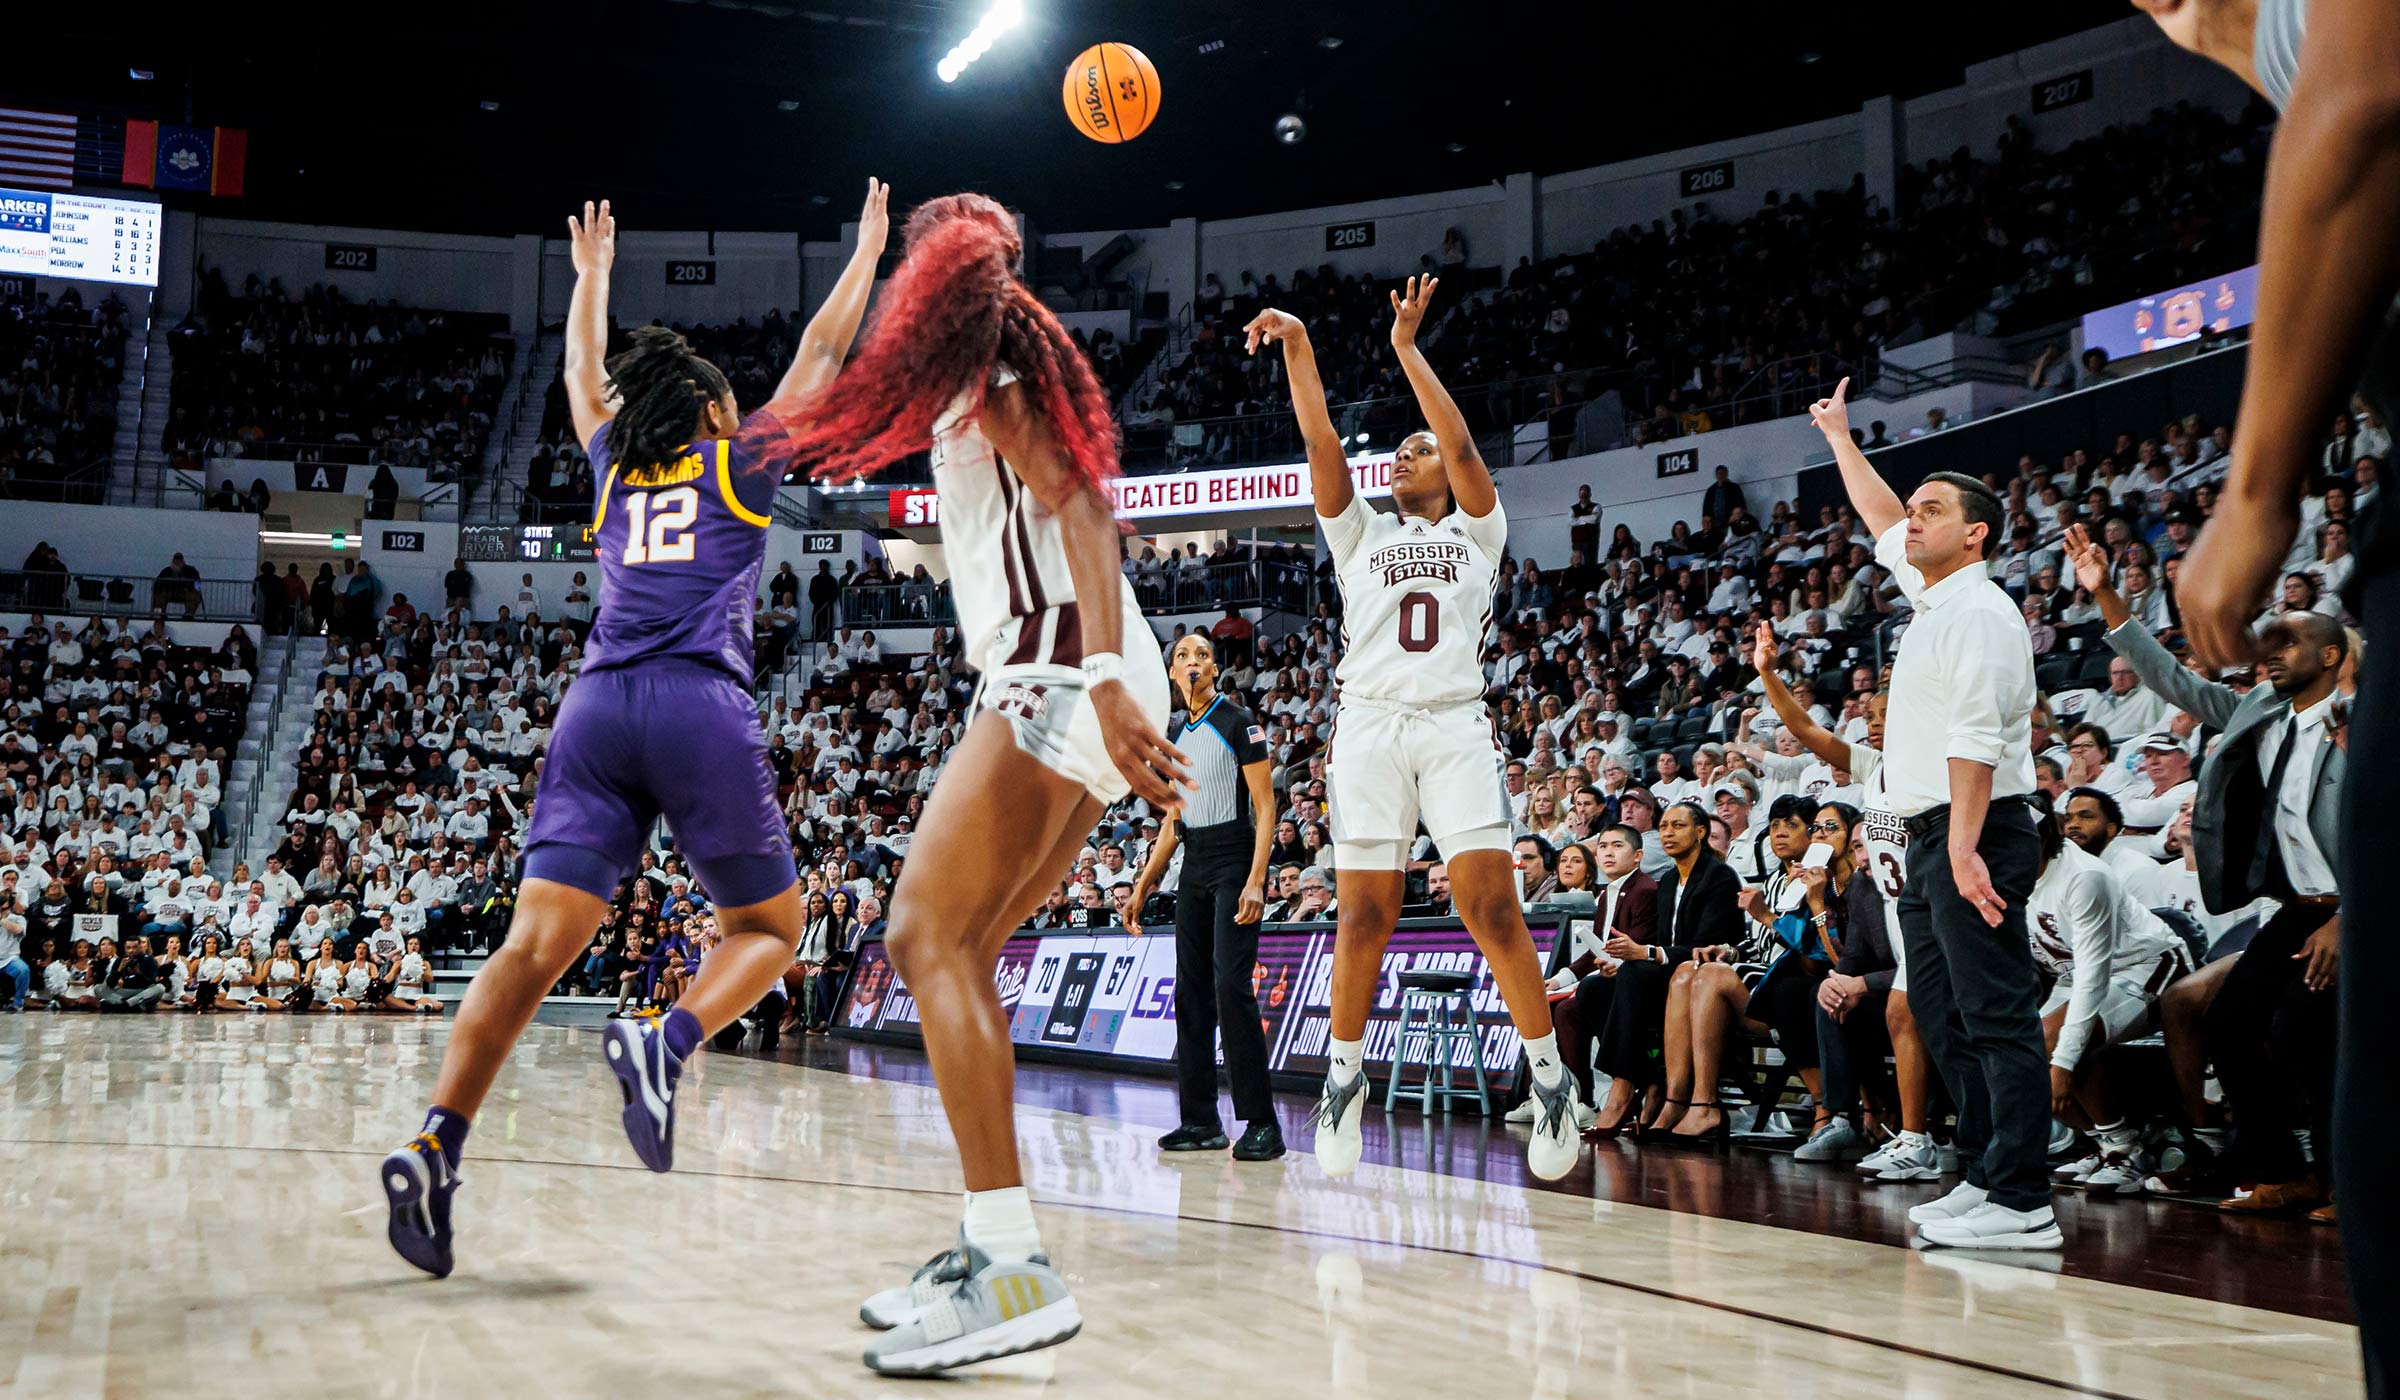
[1753,620,1778,674]
[1808,376,1852,441]
[2061,523,2110,594]
[856,177,891,256]
[1389,274,1440,349]
[1243,307,1305,355]
[2177,504,2292,669]
[567,199,616,275]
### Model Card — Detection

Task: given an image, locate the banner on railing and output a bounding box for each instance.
[887,451,1395,529]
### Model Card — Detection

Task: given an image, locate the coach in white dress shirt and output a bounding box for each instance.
[1813,378,2056,1252]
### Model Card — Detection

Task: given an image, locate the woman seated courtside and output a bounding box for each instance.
[1658,801,1860,1145]
[1584,802,1742,1132]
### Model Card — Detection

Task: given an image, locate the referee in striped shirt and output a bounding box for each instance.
[1126,632,1285,1161]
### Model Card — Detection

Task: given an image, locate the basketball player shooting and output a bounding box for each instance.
[379,181,891,1279]
[1245,277,1584,1183]
[779,192,1185,1375]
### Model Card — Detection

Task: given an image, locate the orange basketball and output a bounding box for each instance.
[1062,42,1160,144]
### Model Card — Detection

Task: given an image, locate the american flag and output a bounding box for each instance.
[0,108,78,190]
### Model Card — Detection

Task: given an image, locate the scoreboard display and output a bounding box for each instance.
[839,916,1568,1096]
[459,523,599,564]
[0,187,163,287]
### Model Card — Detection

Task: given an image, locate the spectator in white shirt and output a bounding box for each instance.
[446,797,491,847]
[2113,734,2200,836]
[229,896,275,949]
[2086,657,2170,739]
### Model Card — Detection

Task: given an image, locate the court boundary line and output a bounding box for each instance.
[12,1130,2321,1400]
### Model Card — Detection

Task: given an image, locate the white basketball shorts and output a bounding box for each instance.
[979,638,1171,806]
[1328,697,1512,870]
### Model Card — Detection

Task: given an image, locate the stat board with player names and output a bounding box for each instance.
[0,187,163,287]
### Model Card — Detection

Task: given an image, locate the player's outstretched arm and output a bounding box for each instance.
[1388,275,1494,519]
[2174,0,2400,667]
[983,383,1189,809]
[1244,308,1353,519]
[1807,377,1902,539]
[776,178,891,406]
[564,199,616,446]
[1751,623,1844,766]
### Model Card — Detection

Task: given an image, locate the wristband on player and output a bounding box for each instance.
[1080,652,1125,686]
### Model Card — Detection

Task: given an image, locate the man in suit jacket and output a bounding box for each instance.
[1588,804,1743,1111]
[1547,825,1659,1116]
[2079,530,2346,1208]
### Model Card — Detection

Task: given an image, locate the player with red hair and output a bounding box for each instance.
[785,192,1184,1377]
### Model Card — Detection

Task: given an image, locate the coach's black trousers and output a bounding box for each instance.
[1173,840,1274,1128]
[1897,803,2048,1213]
[2340,323,2400,1400]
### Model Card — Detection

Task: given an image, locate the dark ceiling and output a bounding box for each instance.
[17,0,2130,239]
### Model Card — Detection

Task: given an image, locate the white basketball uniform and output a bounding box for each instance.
[1321,493,1511,869]
[2026,840,2190,1070]
[933,368,1169,805]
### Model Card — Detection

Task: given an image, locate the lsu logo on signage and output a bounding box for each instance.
[0,193,52,234]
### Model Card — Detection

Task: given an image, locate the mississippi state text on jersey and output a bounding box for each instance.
[1321,493,1507,707]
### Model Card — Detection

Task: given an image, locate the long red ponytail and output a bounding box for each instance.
[773,193,1120,495]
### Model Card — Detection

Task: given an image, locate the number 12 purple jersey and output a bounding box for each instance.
[582,413,782,686]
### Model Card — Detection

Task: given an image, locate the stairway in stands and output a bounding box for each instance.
[108,326,174,506]
[219,634,327,880]
[475,337,564,517]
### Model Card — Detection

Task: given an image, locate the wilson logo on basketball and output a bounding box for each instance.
[1082,68,1110,131]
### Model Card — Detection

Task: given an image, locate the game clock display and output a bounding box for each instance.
[838,916,1567,1096]
[459,523,599,564]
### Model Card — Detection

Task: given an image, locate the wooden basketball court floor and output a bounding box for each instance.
[0,1014,2362,1398]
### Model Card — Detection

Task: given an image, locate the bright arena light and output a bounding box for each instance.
[936,0,1023,82]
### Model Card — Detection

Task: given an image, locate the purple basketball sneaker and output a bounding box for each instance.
[381,1132,461,1277]
[604,1017,682,1172]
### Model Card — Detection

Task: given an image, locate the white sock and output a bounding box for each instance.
[1329,1037,1365,1085]
[2092,1119,2139,1152]
[962,1187,1043,1265]
[1894,1130,1930,1150]
[1521,1032,1566,1091]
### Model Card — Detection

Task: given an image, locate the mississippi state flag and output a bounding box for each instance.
[122,120,246,196]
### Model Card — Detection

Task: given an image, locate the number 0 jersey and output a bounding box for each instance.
[1322,493,1507,707]
[583,414,782,686]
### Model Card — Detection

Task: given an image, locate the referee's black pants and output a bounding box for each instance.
[2340,322,2400,1400]
[1897,803,2048,1213]
[1173,838,1274,1129]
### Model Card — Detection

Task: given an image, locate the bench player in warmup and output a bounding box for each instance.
[1246,276,1583,1182]
[379,181,892,1277]
[780,191,1184,1376]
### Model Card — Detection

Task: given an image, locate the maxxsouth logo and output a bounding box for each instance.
[991,682,1050,723]
[1367,539,1469,589]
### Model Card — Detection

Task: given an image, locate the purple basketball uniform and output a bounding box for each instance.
[522,415,796,906]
